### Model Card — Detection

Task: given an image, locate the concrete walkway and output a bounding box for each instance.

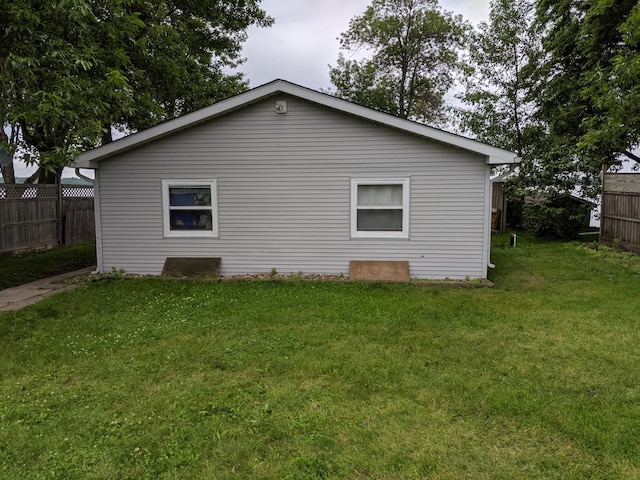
[0,267,96,312]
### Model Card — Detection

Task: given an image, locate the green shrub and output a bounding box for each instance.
[520,196,593,240]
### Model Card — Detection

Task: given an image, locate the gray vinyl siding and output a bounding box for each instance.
[97,95,490,279]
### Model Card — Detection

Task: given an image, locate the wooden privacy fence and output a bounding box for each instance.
[491,181,508,231]
[0,184,95,254]
[601,173,640,253]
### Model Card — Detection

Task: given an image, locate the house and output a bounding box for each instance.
[74,80,519,280]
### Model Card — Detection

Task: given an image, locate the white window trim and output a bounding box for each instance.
[162,179,218,238]
[351,178,410,239]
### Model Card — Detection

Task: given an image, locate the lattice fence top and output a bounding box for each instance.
[0,184,58,199]
[62,186,94,198]
[0,184,94,199]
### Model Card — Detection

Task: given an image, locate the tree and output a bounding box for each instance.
[576,1,640,168]
[458,0,543,159]
[535,0,639,192]
[2,1,110,183]
[328,0,469,126]
[458,0,598,239]
[0,0,272,183]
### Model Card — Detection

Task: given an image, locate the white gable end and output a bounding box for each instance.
[75,80,519,169]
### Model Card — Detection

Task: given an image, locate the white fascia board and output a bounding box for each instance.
[73,79,520,168]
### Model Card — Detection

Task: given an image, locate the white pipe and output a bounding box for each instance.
[74,168,94,185]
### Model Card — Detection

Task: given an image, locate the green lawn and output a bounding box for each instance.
[1,235,639,479]
[0,242,96,290]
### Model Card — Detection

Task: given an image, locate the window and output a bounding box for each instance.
[351,178,409,238]
[162,180,218,237]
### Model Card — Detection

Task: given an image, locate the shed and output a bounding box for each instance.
[74,80,519,280]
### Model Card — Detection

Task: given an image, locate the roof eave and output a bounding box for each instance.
[487,155,521,166]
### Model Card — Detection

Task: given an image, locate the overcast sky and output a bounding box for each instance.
[242,0,490,90]
[13,0,490,178]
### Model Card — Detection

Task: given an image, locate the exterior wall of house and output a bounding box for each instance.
[96,95,490,279]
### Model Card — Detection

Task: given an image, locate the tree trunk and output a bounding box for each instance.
[24,169,39,184]
[0,129,15,183]
[1,163,15,184]
[38,167,60,184]
[623,150,640,165]
[102,124,113,144]
[25,166,62,184]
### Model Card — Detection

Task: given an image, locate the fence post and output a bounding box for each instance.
[57,181,64,246]
[600,164,605,242]
[0,185,4,252]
